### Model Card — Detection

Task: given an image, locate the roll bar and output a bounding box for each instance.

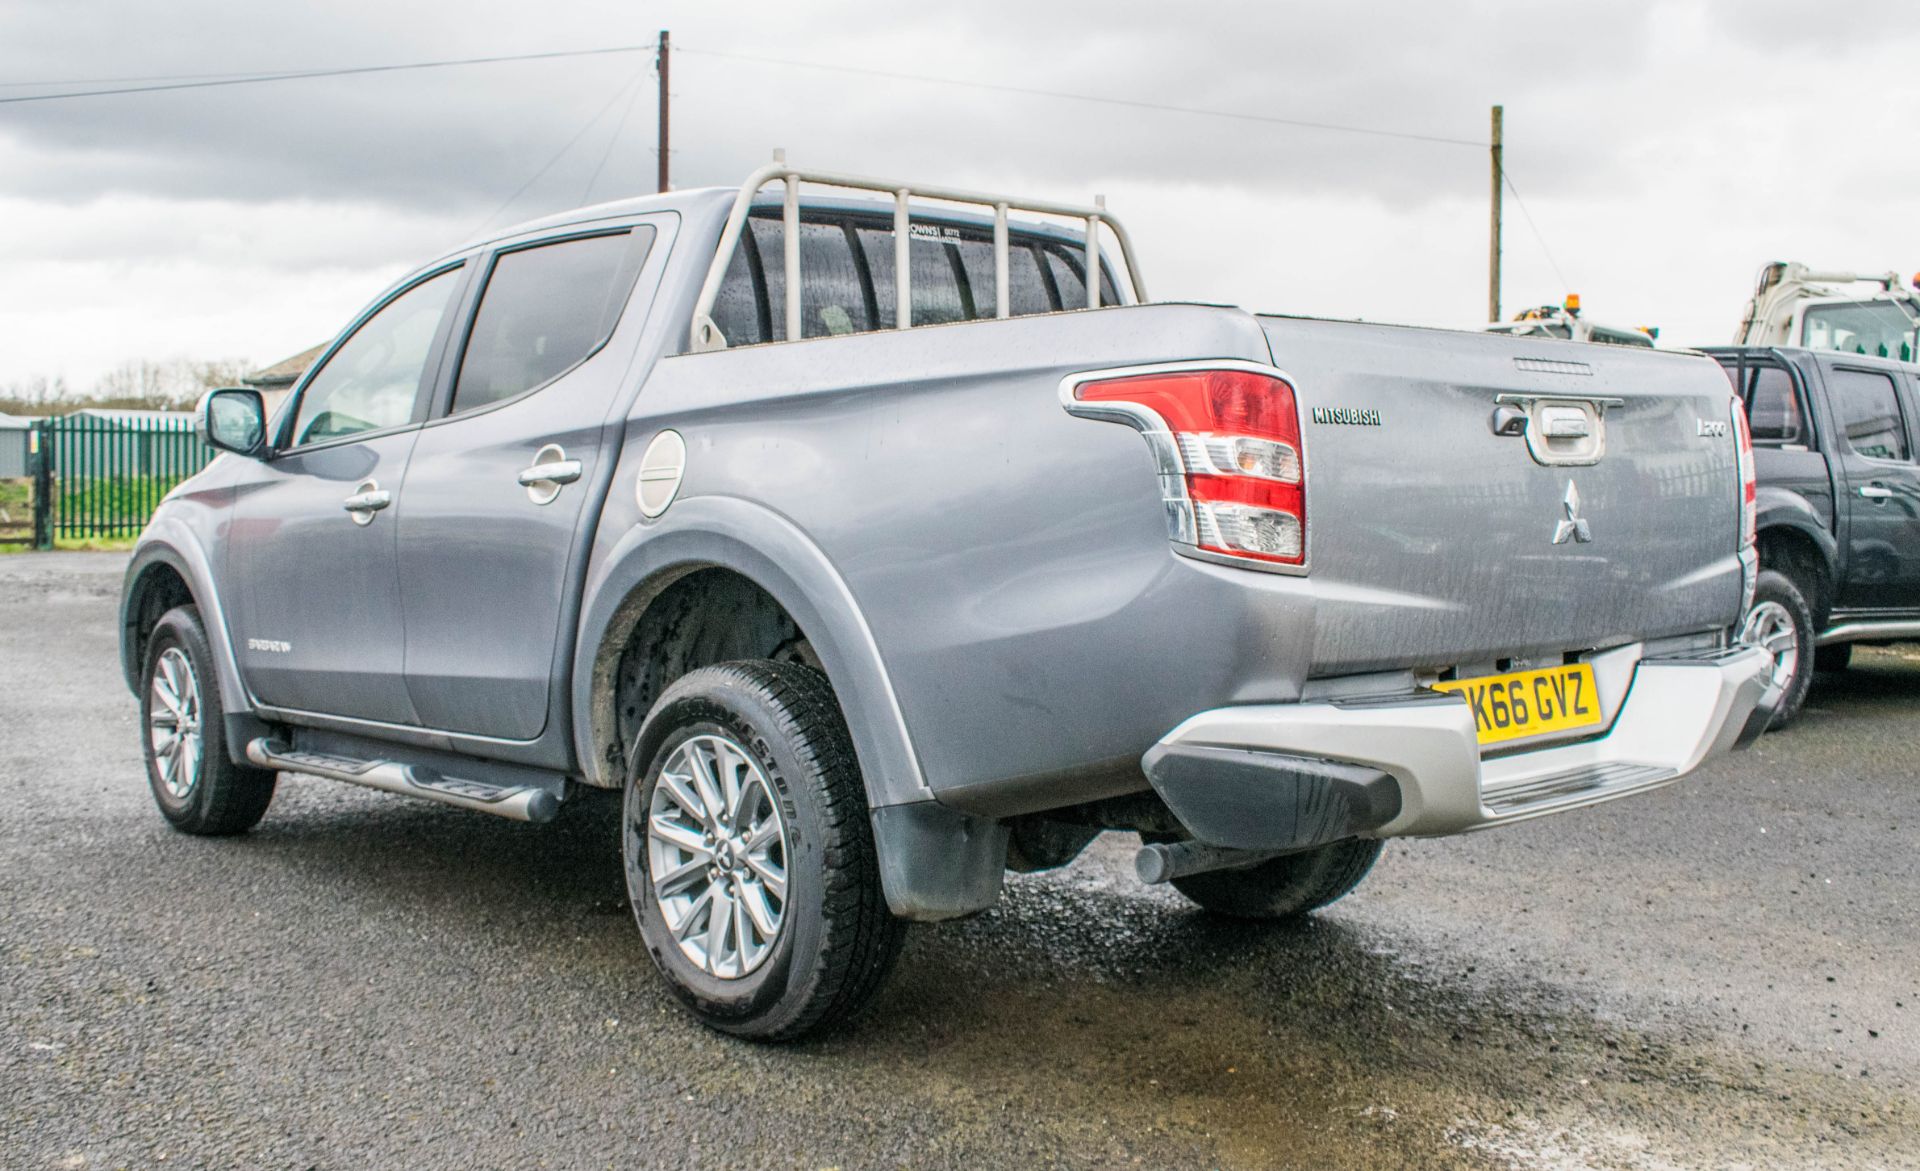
[688,151,1151,352]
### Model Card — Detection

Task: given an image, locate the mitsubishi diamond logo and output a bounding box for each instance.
[1552,480,1592,544]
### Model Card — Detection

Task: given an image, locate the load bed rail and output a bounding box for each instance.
[689,151,1150,351]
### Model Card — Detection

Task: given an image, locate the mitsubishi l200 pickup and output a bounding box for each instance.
[121,160,1775,1039]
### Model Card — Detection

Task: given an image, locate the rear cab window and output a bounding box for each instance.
[1718,357,1810,448]
[708,208,1121,348]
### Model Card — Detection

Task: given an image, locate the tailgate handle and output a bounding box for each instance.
[1538,407,1591,438]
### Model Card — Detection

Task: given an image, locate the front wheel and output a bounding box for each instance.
[140,606,277,835]
[623,661,904,1041]
[1741,569,1815,730]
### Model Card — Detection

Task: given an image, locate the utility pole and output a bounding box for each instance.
[656,30,671,193]
[1488,104,1503,324]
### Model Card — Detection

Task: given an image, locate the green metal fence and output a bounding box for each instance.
[34,414,215,546]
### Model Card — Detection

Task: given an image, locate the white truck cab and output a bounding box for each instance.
[1484,294,1658,349]
[1734,261,1920,361]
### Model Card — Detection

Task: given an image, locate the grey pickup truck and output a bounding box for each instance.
[1709,345,1920,724]
[122,160,1775,1039]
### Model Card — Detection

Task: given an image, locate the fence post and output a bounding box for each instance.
[31,419,53,550]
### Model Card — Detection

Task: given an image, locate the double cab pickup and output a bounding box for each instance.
[121,162,1775,1039]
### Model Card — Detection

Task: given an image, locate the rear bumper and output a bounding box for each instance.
[1142,644,1773,848]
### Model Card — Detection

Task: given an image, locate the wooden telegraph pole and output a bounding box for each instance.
[1488,104,1503,324]
[656,30,671,193]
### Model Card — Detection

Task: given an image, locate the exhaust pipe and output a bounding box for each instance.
[1136,839,1284,884]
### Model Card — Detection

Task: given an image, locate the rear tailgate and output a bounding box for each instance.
[1259,315,1743,675]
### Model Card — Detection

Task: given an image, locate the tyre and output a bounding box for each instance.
[140,606,277,835]
[1741,569,1815,730]
[1170,838,1383,920]
[623,661,904,1041]
[1814,642,1853,674]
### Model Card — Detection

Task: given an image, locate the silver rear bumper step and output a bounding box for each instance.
[245,738,562,824]
[1145,643,1772,840]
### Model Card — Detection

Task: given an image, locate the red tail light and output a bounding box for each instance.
[1731,394,1756,549]
[1067,366,1306,567]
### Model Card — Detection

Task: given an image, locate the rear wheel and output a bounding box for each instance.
[140,606,277,835]
[1742,569,1815,729]
[624,661,904,1041]
[1169,838,1383,920]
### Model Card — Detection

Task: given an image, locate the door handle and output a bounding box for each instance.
[516,460,583,487]
[1858,483,1895,500]
[342,481,391,525]
[518,444,582,505]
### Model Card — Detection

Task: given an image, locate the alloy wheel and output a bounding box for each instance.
[148,646,203,801]
[646,733,790,979]
[1742,599,1800,698]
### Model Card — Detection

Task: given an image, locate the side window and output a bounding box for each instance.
[1742,363,1804,447]
[292,267,462,446]
[1829,367,1910,461]
[450,228,652,415]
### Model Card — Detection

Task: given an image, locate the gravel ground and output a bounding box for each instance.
[2,552,1916,1169]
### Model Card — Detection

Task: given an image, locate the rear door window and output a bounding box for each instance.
[1829,367,1911,461]
[450,228,652,415]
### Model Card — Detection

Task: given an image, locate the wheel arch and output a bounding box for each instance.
[1754,501,1838,625]
[120,534,250,717]
[572,496,931,812]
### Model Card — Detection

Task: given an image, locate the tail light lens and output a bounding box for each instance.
[1069,367,1305,567]
[1731,394,1756,549]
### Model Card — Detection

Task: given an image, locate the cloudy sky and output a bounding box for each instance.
[3,0,1918,391]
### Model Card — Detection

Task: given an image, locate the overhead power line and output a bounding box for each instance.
[0,44,655,106]
[675,46,1483,148]
[0,39,1484,150]
[1501,170,1572,292]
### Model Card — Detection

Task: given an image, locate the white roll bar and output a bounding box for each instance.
[688,151,1150,351]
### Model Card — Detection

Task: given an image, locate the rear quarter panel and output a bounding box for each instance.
[584,304,1325,813]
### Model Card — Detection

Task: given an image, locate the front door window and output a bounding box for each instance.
[290,268,462,446]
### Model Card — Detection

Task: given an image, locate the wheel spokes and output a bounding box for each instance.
[649,813,709,857]
[646,733,791,980]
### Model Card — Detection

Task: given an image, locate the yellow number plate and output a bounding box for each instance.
[1432,663,1601,746]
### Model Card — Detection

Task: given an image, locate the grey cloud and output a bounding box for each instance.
[0,0,1668,226]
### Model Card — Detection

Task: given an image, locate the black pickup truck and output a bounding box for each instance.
[1708,345,1920,723]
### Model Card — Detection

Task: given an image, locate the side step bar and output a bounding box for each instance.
[1817,617,1920,646]
[246,738,561,823]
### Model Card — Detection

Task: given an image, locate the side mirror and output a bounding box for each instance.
[198,387,269,458]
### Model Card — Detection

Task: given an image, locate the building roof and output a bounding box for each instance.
[0,412,43,429]
[244,343,328,390]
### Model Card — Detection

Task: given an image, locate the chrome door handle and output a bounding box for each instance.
[1858,484,1895,500]
[518,444,581,505]
[342,481,391,525]
[516,460,582,487]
